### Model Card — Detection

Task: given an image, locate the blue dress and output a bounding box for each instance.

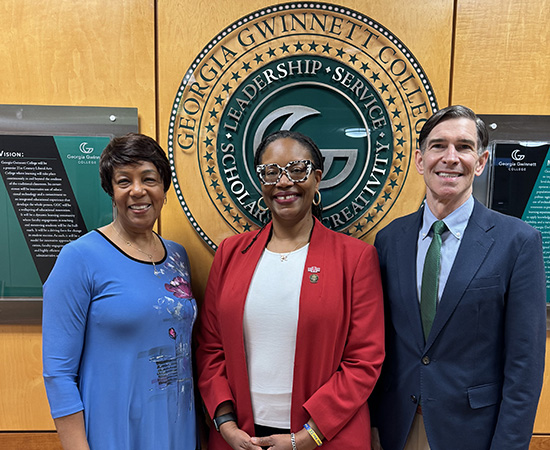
[43,230,197,450]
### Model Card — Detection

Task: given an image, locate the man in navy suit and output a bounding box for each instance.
[370,105,546,450]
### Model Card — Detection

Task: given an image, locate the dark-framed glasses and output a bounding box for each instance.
[256,159,313,185]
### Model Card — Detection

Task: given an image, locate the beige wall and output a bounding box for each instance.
[0,0,549,446]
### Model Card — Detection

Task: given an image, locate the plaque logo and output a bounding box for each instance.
[168,2,437,250]
[511,149,526,161]
[79,142,94,154]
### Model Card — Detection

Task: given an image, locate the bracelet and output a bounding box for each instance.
[304,423,323,446]
[290,432,297,450]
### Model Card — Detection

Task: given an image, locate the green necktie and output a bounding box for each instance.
[421,220,447,341]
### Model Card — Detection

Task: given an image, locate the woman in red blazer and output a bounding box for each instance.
[196,131,384,450]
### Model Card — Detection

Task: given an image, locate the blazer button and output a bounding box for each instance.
[410,395,418,404]
[422,356,430,365]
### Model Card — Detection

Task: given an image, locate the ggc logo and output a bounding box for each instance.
[168,2,437,250]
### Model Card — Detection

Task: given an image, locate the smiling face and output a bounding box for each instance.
[111,161,166,233]
[259,137,322,226]
[415,117,488,217]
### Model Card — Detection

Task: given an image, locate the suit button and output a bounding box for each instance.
[422,356,430,365]
[410,395,418,404]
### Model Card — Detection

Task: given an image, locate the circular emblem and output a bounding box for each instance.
[168,2,437,250]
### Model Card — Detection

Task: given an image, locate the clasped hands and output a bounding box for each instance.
[220,421,317,450]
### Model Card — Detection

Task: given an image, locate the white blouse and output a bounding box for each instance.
[243,244,309,428]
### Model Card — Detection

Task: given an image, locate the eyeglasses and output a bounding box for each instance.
[256,160,313,185]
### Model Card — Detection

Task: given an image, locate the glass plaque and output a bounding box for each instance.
[0,105,137,322]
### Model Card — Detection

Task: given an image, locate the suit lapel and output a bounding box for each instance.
[426,201,495,349]
[296,218,327,322]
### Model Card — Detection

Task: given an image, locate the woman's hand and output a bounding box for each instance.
[220,421,263,450]
[250,434,293,450]
[251,429,319,450]
[54,411,90,450]
[371,427,383,450]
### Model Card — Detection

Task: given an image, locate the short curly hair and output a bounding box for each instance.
[99,133,171,197]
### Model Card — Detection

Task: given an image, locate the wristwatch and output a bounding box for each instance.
[213,412,238,432]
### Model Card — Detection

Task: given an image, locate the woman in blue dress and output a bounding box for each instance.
[42,133,197,450]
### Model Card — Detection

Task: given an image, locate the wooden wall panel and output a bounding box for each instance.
[531,436,550,450]
[156,0,453,303]
[453,0,550,433]
[534,332,550,433]
[453,0,550,114]
[0,0,157,134]
[0,326,53,430]
[0,432,62,450]
[0,0,156,431]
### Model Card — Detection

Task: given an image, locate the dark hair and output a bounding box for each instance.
[418,105,489,155]
[254,130,324,221]
[99,133,172,197]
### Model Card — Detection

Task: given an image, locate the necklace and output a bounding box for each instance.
[279,241,307,262]
[271,221,315,262]
[111,222,160,276]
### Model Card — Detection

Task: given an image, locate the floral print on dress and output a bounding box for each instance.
[148,243,197,420]
[164,251,190,278]
[165,276,193,299]
[169,327,177,340]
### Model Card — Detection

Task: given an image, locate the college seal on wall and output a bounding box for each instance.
[168,2,437,250]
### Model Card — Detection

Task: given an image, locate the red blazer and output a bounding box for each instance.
[196,219,384,449]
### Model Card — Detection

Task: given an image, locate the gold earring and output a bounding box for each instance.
[164,196,167,205]
[313,190,321,206]
[257,196,269,212]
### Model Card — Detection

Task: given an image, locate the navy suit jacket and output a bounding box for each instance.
[371,199,546,450]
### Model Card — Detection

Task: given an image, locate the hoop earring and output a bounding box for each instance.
[164,196,167,205]
[313,190,321,206]
[257,196,269,212]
